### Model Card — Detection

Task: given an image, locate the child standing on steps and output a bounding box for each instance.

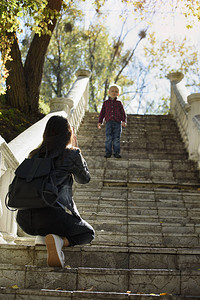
[97,84,127,158]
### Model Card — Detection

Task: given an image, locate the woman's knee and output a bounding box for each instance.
[83,230,95,244]
[88,228,95,243]
[80,225,95,245]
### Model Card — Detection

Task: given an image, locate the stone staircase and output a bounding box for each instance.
[0,112,200,299]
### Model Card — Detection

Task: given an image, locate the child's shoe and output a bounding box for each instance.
[45,234,65,268]
[104,153,111,158]
[114,153,121,158]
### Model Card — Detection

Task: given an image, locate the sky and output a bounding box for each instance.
[79,0,200,114]
[80,0,200,45]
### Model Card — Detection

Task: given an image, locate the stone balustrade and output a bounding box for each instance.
[0,69,91,243]
[167,72,200,169]
[0,136,19,243]
[50,69,91,133]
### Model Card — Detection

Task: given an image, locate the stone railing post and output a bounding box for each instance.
[50,97,74,115]
[0,136,19,243]
[187,93,200,162]
[75,69,91,112]
[50,69,91,115]
[0,151,2,217]
[167,72,184,116]
[167,72,190,151]
[50,69,91,133]
[0,151,7,244]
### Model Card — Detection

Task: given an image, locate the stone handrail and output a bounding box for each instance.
[168,72,200,168]
[50,69,91,133]
[0,69,91,243]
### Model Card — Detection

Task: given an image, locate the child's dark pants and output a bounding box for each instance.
[105,120,122,155]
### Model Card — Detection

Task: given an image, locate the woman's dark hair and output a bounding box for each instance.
[29,116,72,158]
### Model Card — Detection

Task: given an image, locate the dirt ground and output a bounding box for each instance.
[0,106,44,143]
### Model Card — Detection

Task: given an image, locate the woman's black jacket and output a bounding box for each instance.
[54,147,90,219]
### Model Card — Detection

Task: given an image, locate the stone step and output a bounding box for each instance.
[85,215,199,228]
[80,115,178,122]
[102,180,199,189]
[83,130,183,139]
[81,115,176,124]
[76,211,200,223]
[103,172,198,184]
[77,203,188,215]
[81,140,187,148]
[90,226,200,243]
[78,138,186,148]
[81,151,189,160]
[78,205,200,219]
[74,187,200,202]
[84,114,177,125]
[78,124,182,133]
[79,141,187,151]
[79,121,180,129]
[80,147,187,155]
[81,214,200,228]
[83,170,199,182]
[86,178,195,188]
[81,150,189,160]
[75,196,200,209]
[77,202,200,226]
[93,231,200,248]
[2,241,200,270]
[0,263,199,296]
[78,130,183,138]
[83,158,196,171]
[78,131,185,139]
[2,242,200,271]
[2,288,196,300]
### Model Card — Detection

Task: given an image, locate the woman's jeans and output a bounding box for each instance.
[105,121,122,155]
[16,206,95,246]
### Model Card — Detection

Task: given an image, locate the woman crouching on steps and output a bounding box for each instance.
[16,115,95,268]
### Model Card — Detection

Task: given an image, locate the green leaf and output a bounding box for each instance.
[17,12,23,17]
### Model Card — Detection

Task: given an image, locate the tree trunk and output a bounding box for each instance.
[24,33,55,113]
[5,0,63,113]
[5,34,28,111]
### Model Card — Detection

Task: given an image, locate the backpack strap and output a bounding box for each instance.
[5,191,17,211]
